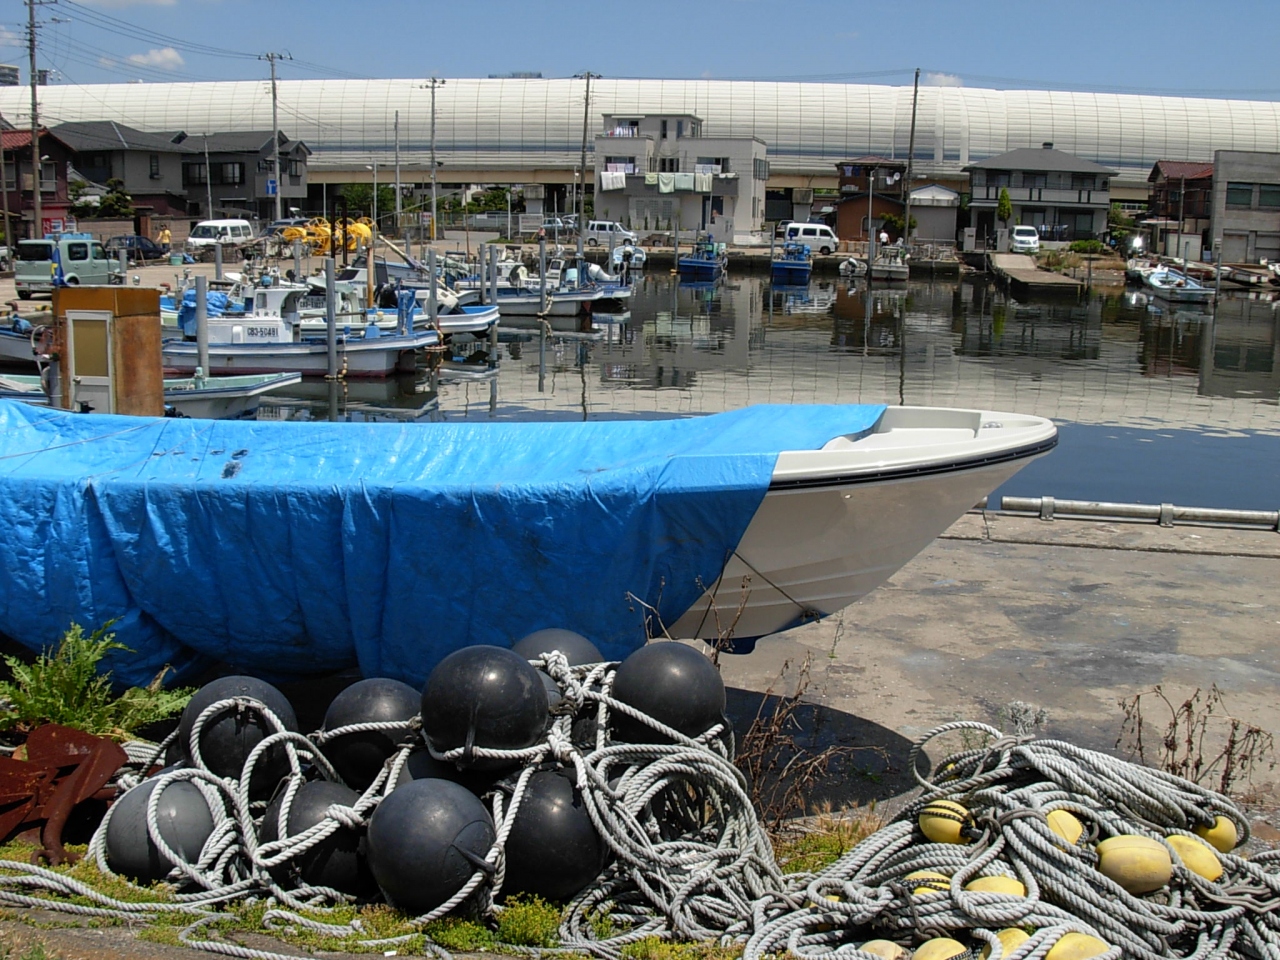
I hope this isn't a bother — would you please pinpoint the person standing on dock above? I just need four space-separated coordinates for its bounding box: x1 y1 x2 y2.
157 225 172 255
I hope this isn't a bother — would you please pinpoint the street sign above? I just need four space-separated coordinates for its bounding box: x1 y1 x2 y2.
266 178 278 197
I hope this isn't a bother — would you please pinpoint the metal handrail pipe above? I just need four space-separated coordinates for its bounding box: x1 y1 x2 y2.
996 496 1279 530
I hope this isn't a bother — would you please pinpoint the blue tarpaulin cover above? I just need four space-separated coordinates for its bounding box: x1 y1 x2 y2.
0 400 885 687
177 289 237 336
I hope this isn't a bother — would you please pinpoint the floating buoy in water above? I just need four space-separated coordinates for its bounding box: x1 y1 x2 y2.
499 768 606 901
609 642 725 743
178 676 298 798
862 941 909 960
913 937 968 960
1046 809 1084 845
964 875 1026 896
512 628 603 665
320 678 420 791
366 778 495 915
105 777 215 884
1044 933 1109 960
260 780 373 896
1166 834 1224 882
919 799 974 844
980 928 1030 960
1194 815 1238 853
1096 834 1172 894
420 646 548 770
904 869 951 895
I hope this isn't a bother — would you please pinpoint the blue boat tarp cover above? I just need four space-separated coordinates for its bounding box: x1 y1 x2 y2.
0 400 885 687
177 289 237 336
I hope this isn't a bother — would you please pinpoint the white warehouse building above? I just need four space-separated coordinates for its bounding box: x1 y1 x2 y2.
3 77 1278 205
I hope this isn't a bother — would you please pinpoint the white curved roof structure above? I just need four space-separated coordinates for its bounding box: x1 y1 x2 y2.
4 78 1278 182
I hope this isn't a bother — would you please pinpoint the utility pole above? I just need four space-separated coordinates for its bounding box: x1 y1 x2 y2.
260 51 291 222
28 0 42 238
576 72 597 235
202 134 213 217
902 67 921 251
423 77 445 242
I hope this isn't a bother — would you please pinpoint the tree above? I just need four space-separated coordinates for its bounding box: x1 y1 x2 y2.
340 183 397 225
96 179 135 219
880 213 917 237
996 187 1013 227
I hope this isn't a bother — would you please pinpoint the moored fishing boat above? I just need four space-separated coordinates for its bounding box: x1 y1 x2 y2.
0 401 1054 686
0 370 302 419
771 241 813 285
1145 267 1212 303
677 240 727 281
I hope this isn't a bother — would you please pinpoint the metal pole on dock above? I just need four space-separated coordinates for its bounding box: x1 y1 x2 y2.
672 213 679 273
118 248 128 284
214 243 223 281
538 236 547 393
490 244 498 306
478 244 487 305
292 240 301 281
428 248 438 326
195 274 209 379
324 257 337 380
1213 236 1223 306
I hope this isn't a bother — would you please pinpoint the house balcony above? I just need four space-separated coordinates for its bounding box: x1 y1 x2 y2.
970 185 1109 207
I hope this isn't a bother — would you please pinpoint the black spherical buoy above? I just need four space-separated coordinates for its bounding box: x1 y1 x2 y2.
105 776 215 884
610 643 726 743
320 678 420 791
420 646 548 771
393 749 497 797
366 778 495 915
501 768 606 902
260 780 373 896
512 629 603 666
178 676 299 798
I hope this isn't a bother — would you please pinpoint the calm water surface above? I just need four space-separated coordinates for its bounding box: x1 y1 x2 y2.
262 275 1280 511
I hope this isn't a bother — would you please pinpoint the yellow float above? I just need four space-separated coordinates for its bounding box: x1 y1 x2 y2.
919 799 974 844
1166 834 1224 882
904 870 952 896
1096 835 1172 894
1044 933 1109 960
1046 810 1084 845
862 940 909 960
1194 816 1238 853
964 876 1026 896
979 928 1030 960
913 938 968 960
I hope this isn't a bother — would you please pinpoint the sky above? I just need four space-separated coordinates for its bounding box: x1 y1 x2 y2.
2 0 1279 100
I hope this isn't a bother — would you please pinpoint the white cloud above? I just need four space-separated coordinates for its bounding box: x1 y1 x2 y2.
925 72 964 87
0 26 20 47
80 0 178 7
125 47 185 70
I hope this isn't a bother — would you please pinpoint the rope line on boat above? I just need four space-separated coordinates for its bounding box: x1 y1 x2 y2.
2 684 1279 960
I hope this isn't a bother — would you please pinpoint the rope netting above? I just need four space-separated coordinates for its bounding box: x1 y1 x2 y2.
0 667 1277 960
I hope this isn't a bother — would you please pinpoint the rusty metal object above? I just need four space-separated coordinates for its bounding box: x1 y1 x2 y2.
0 724 128 866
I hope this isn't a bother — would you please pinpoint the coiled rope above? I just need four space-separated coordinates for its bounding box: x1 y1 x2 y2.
0 690 1276 960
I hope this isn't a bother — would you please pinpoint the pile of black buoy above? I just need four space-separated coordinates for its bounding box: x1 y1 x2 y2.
96 630 730 924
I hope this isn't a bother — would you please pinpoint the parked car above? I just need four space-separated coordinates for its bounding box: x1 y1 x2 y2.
783 222 838 255
104 234 167 263
260 217 311 240
1011 225 1041 254
541 218 573 236
14 235 123 298
774 219 793 240
582 220 637 247
184 219 256 261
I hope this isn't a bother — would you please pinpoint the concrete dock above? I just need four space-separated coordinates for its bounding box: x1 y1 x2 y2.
988 252 1083 297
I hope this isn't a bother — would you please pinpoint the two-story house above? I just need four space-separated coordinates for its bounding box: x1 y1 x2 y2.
832 157 907 241
594 113 767 241
1210 151 1280 264
965 143 1114 242
171 130 311 221
51 120 198 219
1147 160 1213 258
1 127 75 239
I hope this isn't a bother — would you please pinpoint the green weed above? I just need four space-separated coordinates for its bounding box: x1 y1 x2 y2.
496 895 561 947
0 622 193 740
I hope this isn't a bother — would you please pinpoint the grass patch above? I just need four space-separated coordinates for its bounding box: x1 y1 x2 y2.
621 935 742 960
774 806 883 875
496 895 561 947
422 916 496 952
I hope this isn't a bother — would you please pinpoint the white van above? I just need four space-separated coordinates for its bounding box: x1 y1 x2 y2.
1010 225 1041 254
582 220 637 247
783 223 837 255
185 219 256 260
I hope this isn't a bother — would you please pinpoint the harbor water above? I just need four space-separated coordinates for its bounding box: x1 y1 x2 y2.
261 275 1280 512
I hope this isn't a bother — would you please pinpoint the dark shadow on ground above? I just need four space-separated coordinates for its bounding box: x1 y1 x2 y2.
725 686 925 813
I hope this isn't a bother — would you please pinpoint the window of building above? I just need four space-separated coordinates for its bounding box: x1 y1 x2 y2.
604 155 637 174
219 162 244 185
1259 184 1280 209
39 162 55 193
286 158 303 177
1026 173 1047 189
1226 182 1254 207
257 159 274 173
183 162 207 186
1071 174 1095 190
989 172 1010 188
658 157 680 173
753 158 769 181
676 120 684 139
2 161 13 190
149 154 161 179
660 120 668 139
696 156 729 174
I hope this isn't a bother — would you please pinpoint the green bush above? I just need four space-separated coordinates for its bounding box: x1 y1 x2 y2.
496 895 562 947
1068 239 1106 254
0 622 193 739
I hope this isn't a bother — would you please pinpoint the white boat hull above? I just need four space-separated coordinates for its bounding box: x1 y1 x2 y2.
162 330 438 378
669 406 1056 642
162 372 303 419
